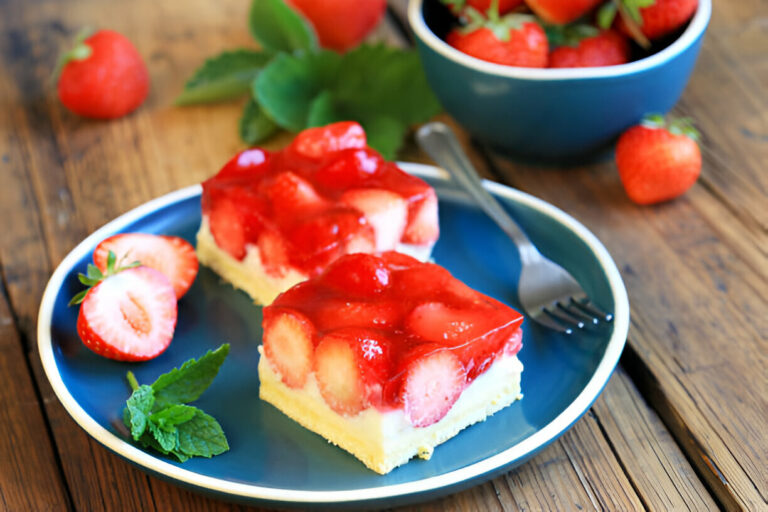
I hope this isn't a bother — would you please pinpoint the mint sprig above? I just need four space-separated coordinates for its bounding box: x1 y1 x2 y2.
122 344 231 462
177 0 441 159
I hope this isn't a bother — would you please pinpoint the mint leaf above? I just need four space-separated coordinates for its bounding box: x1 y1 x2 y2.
124 385 155 440
176 49 272 105
176 408 229 458
151 344 230 408
306 90 341 127
249 0 317 53
255 50 342 132
333 45 442 128
150 404 197 431
240 97 279 144
148 421 178 452
359 116 408 161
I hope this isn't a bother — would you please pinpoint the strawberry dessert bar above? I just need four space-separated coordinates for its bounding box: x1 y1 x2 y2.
197 122 439 305
259 252 524 474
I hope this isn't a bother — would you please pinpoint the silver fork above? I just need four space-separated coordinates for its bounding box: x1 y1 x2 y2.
416 122 613 334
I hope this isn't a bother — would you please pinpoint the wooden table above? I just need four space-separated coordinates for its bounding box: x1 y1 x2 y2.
1 0 765 510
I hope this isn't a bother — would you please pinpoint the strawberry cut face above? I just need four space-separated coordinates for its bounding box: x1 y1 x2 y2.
263 252 524 425
76 266 177 361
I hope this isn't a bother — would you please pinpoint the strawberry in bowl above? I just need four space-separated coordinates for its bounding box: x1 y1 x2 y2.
410 0 710 161
259 252 524 474
196 121 440 305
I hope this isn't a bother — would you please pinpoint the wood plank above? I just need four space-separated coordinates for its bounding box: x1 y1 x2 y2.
0 282 71 510
592 367 717 510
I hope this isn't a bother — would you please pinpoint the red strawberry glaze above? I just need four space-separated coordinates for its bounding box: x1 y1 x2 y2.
201 122 438 277
264 252 523 418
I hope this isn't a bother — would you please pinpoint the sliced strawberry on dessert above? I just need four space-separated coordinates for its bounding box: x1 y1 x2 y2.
263 307 317 388
257 228 291 277
72 262 177 361
93 233 199 299
405 302 492 346
314 327 392 414
548 27 630 68
313 298 402 332
341 189 408 251
263 171 327 216
216 148 270 181
399 345 467 427
402 190 440 245
290 121 367 160
322 253 392 297
314 148 383 191
524 0 602 25
446 11 548 67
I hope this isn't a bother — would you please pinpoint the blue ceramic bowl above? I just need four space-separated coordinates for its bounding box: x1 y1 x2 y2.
409 0 711 162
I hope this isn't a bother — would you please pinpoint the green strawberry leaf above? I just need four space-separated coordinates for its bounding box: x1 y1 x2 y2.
597 3 618 30
176 408 229 458
545 23 600 48
249 0 317 53
240 97 279 144
176 49 273 105
255 50 342 132
124 385 155 440
151 344 230 409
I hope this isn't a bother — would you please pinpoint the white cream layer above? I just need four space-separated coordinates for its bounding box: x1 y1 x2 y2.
196 216 434 305
258 347 523 474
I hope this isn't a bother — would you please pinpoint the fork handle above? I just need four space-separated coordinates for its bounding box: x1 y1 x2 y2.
416 122 540 264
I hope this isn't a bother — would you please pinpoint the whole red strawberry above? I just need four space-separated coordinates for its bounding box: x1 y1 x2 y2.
549 28 630 68
447 12 548 67
56 29 149 119
616 115 701 205
608 0 698 42
286 0 387 52
524 0 603 25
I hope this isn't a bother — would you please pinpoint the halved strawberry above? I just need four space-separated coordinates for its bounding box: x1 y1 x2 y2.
402 190 439 245
263 171 326 215
290 121 366 160
257 228 291 277
399 345 466 427
207 193 247 260
504 327 523 356
322 253 392 297
76 266 177 361
263 307 316 388
314 148 383 191
93 233 199 298
314 327 392 415
313 298 401 332
341 188 408 251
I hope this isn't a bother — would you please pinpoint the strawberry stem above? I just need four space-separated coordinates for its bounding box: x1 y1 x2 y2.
126 371 140 391
51 27 95 84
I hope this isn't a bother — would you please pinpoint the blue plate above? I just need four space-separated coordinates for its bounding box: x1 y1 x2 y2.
38 163 629 509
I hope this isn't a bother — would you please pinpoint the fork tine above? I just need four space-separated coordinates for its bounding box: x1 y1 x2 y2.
532 311 573 335
572 299 613 322
559 301 598 325
545 307 585 330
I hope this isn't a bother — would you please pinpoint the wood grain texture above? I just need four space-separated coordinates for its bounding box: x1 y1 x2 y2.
0 0 746 510
0 284 71 511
